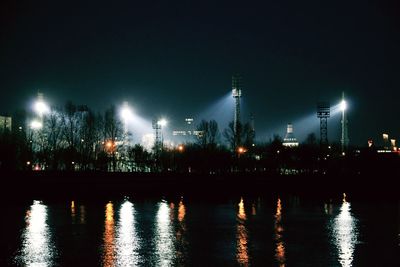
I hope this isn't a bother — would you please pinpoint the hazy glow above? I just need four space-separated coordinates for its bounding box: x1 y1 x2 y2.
331 196 358 267
236 197 249 265
158 119 167 127
120 104 134 122
18 200 55 266
340 100 347 111
103 202 116 267
116 200 141 266
197 92 234 131
30 120 43 130
34 100 49 116
155 200 174 266
274 198 286 267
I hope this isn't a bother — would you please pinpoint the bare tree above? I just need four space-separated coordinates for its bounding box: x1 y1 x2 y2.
45 106 63 170
61 101 80 170
104 105 123 171
223 121 254 150
196 119 220 149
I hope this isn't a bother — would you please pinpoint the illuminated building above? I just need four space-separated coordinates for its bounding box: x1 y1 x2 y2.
282 123 299 147
382 133 389 149
390 139 396 151
0 115 12 133
172 117 202 142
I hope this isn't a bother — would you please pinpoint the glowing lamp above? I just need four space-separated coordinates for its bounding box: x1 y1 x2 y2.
158 119 167 127
120 105 133 121
30 120 43 130
232 88 242 98
340 100 347 111
34 100 49 116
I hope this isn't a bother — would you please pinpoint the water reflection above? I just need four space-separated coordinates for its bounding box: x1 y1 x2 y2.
80 205 86 224
274 198 286 267
155 200 174 266
331 193 358 267
178 198 186 222
71 201 76 223
116 200 140 266
251 203 257 216
176 198 188 265
103 202 115 267
18 200 55 266
236 197 249 265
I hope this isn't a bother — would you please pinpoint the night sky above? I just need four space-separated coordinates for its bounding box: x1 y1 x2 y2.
1 0 399 145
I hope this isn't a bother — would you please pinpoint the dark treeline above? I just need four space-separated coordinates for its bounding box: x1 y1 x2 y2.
1 101 399 177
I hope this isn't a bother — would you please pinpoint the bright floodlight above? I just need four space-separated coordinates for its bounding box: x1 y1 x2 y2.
158 119 167 127
34 100 49 116
340 100 347 111
30 120 43 130
120 105 133 121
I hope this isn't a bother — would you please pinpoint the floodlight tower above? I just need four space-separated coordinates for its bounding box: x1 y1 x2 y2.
317 102 330 147
232 74 242 148
152 119 162 153
152 118 167 153
340 92 349 154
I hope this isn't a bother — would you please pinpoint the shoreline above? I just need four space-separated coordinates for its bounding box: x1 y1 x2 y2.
1 171 398 199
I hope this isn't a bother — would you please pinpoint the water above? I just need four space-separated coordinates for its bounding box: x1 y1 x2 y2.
1 194 398 266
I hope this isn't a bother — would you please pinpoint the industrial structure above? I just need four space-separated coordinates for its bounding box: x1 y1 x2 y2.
282 123 299 147
152 118 167 154
340 92 349 153
317 102 330 147
232 74 242 148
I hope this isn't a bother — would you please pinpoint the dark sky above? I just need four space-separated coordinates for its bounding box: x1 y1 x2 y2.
1 0 399 145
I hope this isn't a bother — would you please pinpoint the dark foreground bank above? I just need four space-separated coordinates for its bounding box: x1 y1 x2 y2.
0 171 398 199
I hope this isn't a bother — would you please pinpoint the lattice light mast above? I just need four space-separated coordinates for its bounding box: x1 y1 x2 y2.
152 118 167 154
340 92 349 154
317 102 330 147
232 74 242 148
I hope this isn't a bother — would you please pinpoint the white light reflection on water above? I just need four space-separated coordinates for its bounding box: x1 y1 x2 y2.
155 200 175 267
331 194 358 267
17 200 55 266
115 200 141 266
236 197 249 266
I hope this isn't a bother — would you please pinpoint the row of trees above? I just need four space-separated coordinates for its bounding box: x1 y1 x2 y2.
1 100 386 174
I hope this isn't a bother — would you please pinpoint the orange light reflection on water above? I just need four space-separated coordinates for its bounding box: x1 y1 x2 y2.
236 197 249 265
274 198 286 267
103 202 115 267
